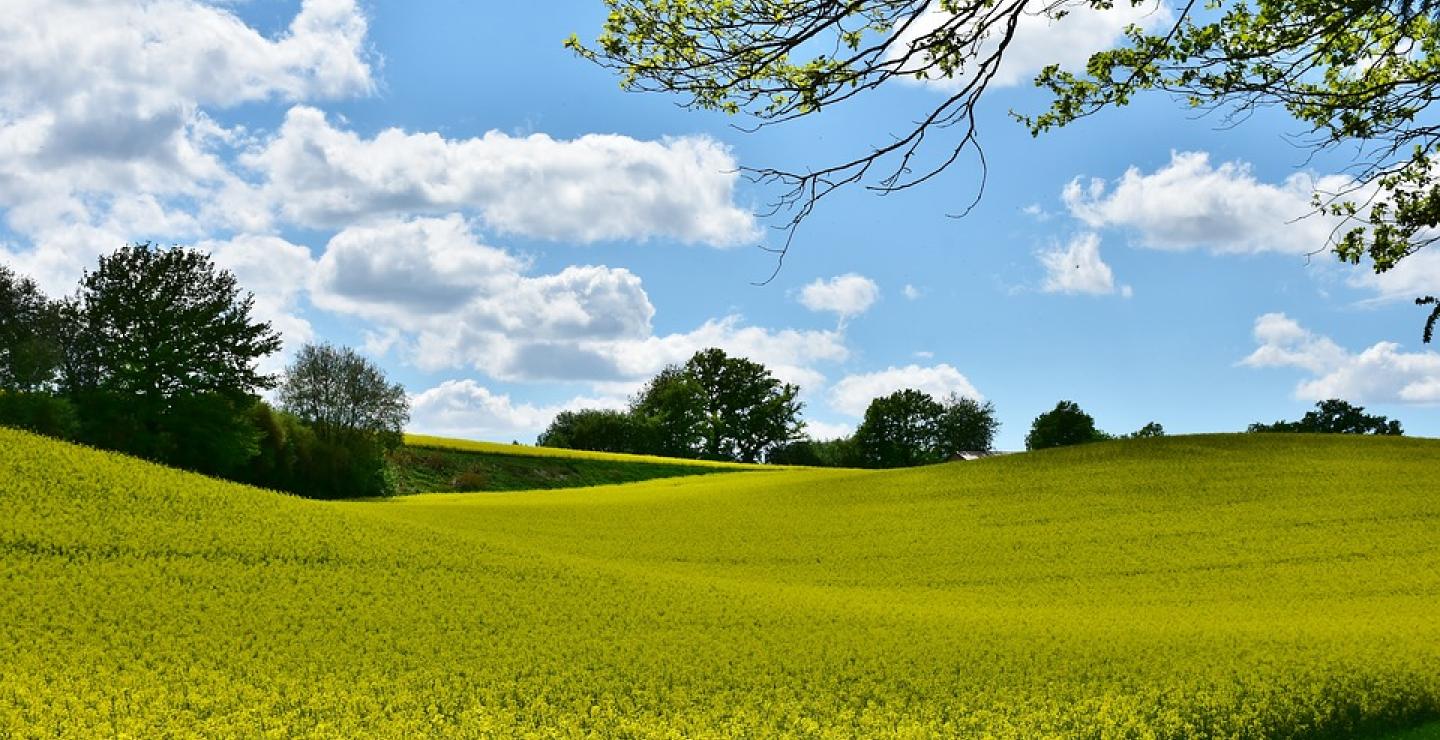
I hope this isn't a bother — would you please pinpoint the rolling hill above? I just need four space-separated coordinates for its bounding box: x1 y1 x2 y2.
2 427 1438 737
389 434 764 494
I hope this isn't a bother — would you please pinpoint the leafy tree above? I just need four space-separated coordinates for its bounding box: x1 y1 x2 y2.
0 391 77 439
574 1 1440 336
852 390 999 467
936 394 1000 454
629 349 803 462
279 343 409 445
854 389 945 468
1026 400 1106 451
278 343 409 498
63 243 281 471
537 408 657 454
1249 399 1402 436
679 348 804 462
0 264 62 391
629 365 705 457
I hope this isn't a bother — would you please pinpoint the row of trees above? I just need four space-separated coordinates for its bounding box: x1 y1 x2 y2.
540 360 1409 467
0 245 408 498
540 356 1002 468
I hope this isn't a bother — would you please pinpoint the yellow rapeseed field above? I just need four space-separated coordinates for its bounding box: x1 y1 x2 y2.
2 427 1438 737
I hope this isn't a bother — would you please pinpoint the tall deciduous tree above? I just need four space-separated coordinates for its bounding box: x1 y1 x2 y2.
279 343 409 445
630 349 803 462
278 343 410 499
854 389 945 468
574 0 1439 336
629 365 705 458
854 390 999 467
683 348 804 462
65 243 281 471
936 393 1000 454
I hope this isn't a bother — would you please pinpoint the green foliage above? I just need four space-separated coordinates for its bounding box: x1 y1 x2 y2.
537 408 657 454
4 427 1440 735
1025 400 1107 450
854 388 946 468
0 391 77 439
279 343 408 446
389 441 745 494
275 343 409 498
855 391 1001 467
628 365 704 458
0 264 62 391
1249 399 1404 436
62 243 281 468
553 348 803 463
1126 421 1166 439
766 436 861 467
677 348 804 462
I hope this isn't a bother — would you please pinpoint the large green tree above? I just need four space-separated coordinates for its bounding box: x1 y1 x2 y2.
631 348 803 462
277 343 411 498
64 243 282 472
1025 400 1107 451
574 0 1440 336
684 348 805 462
629 365 705 457
854 389 946 468
854 390 999 467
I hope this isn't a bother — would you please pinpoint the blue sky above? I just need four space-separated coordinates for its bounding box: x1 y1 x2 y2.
1 0 1436 448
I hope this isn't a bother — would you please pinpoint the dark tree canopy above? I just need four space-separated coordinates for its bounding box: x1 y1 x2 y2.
1248 399 1403 436
629 365 706 458
59 243 281 471
854 390 999 468
681 348 804 462
575 0 1440 335
279 343 409 445
1025 400 1106 451
0 264 61 391
854 389 947 468
67 243 281 401
548 348 803 463
936 393 1000 454
538 408 657 454
1126 421 1166 439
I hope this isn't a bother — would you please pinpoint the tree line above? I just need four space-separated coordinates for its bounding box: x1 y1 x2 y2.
0 244 408 498
541 362 1408 467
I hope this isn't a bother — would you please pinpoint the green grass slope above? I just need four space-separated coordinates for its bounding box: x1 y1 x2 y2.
391 434 763 494
3 428 1438 737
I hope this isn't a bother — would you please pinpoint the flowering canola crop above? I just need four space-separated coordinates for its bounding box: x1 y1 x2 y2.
2 428 1438 737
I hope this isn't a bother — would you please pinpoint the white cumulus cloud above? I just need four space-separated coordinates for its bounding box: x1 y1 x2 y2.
243 106 759 246
1240 313 1440 403
1063 151 1351 255
797 273 880 322
409 380 627 443
829 364 983 417
1038 232 1129 296
0 0 374 292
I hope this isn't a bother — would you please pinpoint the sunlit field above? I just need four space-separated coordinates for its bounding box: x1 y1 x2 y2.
3 427 1438 737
